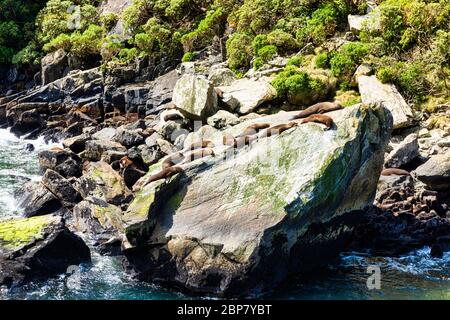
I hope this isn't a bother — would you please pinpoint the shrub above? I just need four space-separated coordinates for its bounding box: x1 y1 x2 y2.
272 65 325 100
182 52 194 62
287 56 303 67
252 34 268 55
226 32 253 71
118 47 138 63
315 52 330 69
100 13 119 32
266 29 298 54
329 42 369 77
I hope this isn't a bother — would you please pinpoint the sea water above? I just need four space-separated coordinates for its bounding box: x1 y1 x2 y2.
0 129 448 300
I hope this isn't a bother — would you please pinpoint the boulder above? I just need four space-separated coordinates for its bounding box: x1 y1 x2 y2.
138 145 164 166
62 133 91 153
85 140 127 161
10 109 46 136
348 9 381 33
78 161 132 205
42 169 80 205
73 197 124 235
208 68 237 86
41 49 69 85
15 181 62 218
385 134 419 168
218 78 277 114
92 127 117 140
113 127 144 147
183 125 219 150
38 148 82 178
146 70 180 112
172 74 218 120
207 110 241 129
122 104 392 296
0 214 90 287
414 152 450 191
358 75 413 129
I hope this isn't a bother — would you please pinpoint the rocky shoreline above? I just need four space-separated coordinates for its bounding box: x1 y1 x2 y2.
1 33 449 298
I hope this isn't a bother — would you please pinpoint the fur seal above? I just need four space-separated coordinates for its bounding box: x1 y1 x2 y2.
259 122 298 138
215 87 224 98
300 114 334 130
163 112 184 122
147 166 183 184
185 148 215 162
292 102 343 120
237 123 271 137
162 152 185 169
119 156 134 169
186 140 215 151
381 168 411 176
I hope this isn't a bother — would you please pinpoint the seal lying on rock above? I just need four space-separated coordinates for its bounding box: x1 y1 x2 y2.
186 140 215 151
259 122 298 138
381 168 411 176
299 114 334 130
163 112 184 122
291 102 343 120
147 166 184 184
162 152 185 169
237 122 271 138
184 148 215 163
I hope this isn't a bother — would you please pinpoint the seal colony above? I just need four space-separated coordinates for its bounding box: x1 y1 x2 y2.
145 101 340 185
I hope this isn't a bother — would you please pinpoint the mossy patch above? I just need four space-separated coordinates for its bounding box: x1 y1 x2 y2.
0 215 54 250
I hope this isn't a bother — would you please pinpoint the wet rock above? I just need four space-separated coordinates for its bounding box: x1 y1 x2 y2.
10 109 46 137
77 161 132 205
385 134 419 168
430 244 444 258
172 74 218 120
24 143 35 152
0 214 90 287
14 181 62 218
38 148 82 178
42 169 80 205
84 140 127 161
415 151 450 191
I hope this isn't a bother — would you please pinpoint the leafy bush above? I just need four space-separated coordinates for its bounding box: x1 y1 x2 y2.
272 65 325 100
329 42 369 77
182 52 194 62
226 32 253 71
315 52 330 69
266 29 298 54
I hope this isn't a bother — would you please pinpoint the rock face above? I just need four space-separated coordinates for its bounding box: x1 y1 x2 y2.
78 161 132 205
415 151 450 191
218 78 277 114
15 181 62 217
358 75 413 129
0 215 90 287
172 74 218 120
41 49 68 85
123 104 392 296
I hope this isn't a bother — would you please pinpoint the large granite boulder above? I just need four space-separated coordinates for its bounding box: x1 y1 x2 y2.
218 78 277 114
358 75 413 129
122 104 392 296
15 181 62 218
414 151 450 191
0 215 90 287
172 74 218 120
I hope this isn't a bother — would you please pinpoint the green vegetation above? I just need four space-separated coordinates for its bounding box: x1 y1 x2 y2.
0 215 52 250
1 0 448 111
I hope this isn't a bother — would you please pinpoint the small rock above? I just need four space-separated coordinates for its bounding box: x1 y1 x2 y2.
385 134 419 168
415 151 450 191
42 169 80 205
85 140 127 161
207 110 241 129
92 127 117 140
113 127 144 147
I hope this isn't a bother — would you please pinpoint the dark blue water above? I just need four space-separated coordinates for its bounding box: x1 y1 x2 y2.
1 129 449 300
